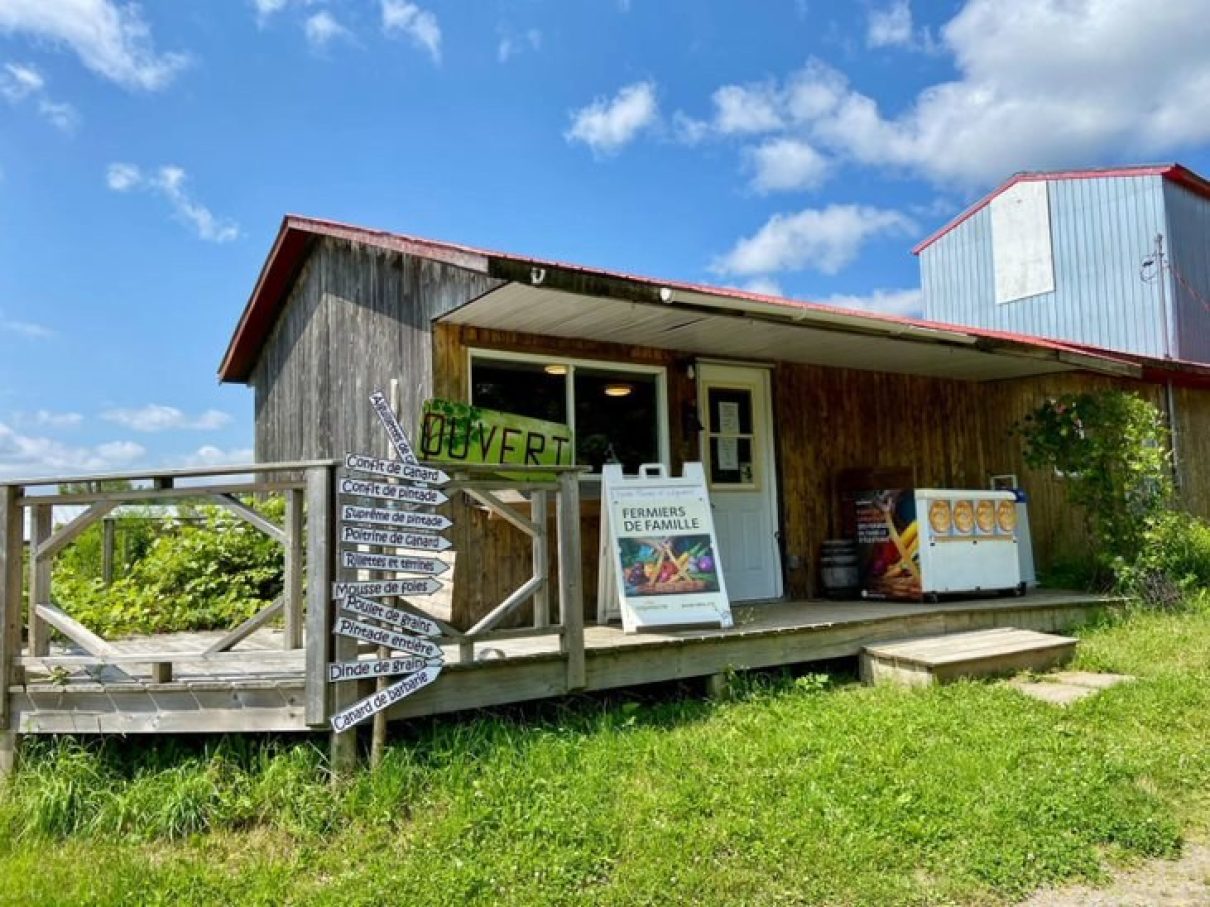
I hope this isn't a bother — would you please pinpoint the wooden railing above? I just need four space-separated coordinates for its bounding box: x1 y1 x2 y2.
0 460 587 736
316 462 586 730
0 462 323 709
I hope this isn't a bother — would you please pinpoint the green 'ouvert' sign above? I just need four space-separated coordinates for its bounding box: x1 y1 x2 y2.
418 399 574 469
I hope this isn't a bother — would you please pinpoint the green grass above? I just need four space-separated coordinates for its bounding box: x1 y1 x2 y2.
2 599 1209 906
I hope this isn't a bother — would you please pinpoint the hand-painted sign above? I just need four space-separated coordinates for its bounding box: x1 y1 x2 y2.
333 616 445 658
345 452 449 486
338 476 449 506
369 390 420 465
330 665 442 733
339 593 443 637
419 399 573 469
340 524 453 552
328 655 433 683
600 463 733 633
341 550 450 575
332 578 443 599
340 504 452 532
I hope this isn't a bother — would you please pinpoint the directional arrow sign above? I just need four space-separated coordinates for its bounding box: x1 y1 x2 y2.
339 476 448 507
330 665 442 733
339 593 443 637
341 524 453 552
344 452 449 486
341 504 453 533
369 391 420 465
333 616 444 659
328 655 435 683
332 578 444 599
341 550 450 575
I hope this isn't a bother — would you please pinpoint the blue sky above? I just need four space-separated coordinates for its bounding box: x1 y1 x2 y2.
3 0 1210 477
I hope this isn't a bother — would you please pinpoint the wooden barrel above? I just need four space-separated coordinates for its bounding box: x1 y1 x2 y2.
820 540 859 599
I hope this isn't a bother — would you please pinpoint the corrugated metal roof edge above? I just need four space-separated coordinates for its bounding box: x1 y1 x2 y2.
911 163 1210 255
218 214 1209 386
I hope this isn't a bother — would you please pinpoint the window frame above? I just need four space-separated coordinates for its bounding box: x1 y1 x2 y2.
466 347 670 478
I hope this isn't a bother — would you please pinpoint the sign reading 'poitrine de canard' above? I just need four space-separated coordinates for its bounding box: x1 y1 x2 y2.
419 399 573 469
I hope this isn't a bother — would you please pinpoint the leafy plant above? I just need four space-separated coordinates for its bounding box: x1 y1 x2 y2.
52 497 285 637
1017 391 1172 568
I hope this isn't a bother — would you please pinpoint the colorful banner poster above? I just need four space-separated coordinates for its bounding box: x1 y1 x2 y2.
855 489 922 601
600 463 733 633
418 399 573 470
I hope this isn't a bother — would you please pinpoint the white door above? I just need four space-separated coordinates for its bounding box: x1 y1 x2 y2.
697 362 782 602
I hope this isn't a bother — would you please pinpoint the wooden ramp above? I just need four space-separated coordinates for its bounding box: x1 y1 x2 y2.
860 628 1078 687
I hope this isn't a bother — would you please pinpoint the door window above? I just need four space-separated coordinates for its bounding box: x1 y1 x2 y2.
705 386 757 488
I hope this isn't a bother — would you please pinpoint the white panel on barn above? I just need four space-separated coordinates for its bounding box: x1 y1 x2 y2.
991 181 1056 304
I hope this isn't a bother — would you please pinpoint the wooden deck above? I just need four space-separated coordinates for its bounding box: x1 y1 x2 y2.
10 591 1117 735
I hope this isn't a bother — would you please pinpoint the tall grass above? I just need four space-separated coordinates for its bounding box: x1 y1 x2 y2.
1 600 1208 905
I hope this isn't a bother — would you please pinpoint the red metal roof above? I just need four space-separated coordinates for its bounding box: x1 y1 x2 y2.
912 163 1210 256
219 214 1210 386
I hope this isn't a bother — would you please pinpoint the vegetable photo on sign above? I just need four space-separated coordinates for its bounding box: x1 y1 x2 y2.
618 535 720 596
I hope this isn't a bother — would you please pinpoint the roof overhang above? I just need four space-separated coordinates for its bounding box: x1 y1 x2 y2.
440 282 1140 383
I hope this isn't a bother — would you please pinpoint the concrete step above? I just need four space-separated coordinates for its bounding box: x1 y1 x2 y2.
860 627 1078 687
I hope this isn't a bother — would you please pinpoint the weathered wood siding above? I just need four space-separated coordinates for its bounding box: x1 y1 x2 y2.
251 237 503 462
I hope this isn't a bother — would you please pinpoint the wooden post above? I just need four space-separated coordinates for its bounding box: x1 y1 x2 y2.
304 466 333 728
101 517 115 586
283 487 304 650
0 486 24 733
531 490 549 628
326 465 360 776
28 505 52 657
0 731 18 779
557 471 585 691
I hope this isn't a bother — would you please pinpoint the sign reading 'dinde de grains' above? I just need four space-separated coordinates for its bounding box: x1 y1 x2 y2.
419 399 573 469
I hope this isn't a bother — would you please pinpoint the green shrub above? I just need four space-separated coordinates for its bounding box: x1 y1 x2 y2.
52 498 285 637
1117 509 1210 607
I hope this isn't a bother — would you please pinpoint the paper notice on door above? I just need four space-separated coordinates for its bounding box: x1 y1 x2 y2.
718 401 741 435
718 437 739 471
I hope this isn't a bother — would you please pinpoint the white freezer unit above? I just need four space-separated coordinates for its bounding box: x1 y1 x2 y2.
916 488 1023 598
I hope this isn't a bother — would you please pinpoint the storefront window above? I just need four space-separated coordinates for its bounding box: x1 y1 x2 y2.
470 352 666 475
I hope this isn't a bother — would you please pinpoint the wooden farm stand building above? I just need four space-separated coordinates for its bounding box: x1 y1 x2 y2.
5 214 1210 764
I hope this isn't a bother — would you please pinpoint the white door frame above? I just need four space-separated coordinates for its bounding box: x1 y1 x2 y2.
696 361 783 601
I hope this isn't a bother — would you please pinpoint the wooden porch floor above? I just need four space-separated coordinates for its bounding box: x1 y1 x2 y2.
11 590 1118 735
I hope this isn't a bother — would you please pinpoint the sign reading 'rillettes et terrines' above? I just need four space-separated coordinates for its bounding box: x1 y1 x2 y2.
418 399 573 469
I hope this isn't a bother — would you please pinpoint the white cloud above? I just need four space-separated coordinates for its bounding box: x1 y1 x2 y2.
566 81 658 156
712 83 783 135
105 163 240 243
819 288 923 317
0 61 42 100
102 404 232 433
498 27 541 63
252 0 290 20
1 62 79 133
0 314 54 339
867 1 913 48
15 410 84 428
713 204 915 277
179 445 255 468
0 0 188 91
773 1 1210 187
304 11 350 49
381 1 441 63
747 137 829 193
0 422 145 479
